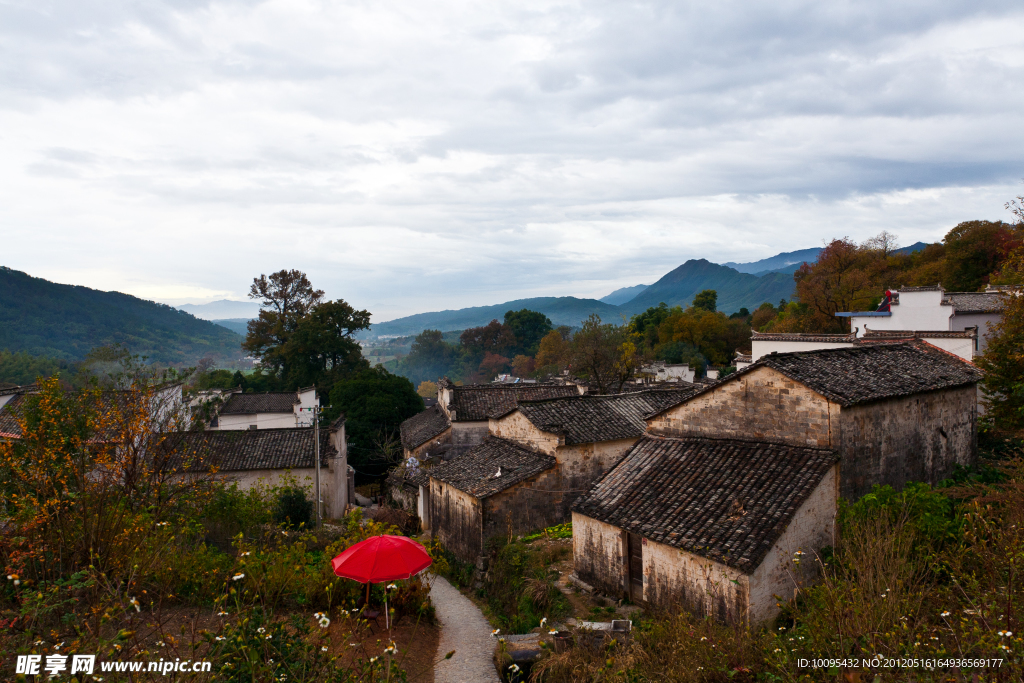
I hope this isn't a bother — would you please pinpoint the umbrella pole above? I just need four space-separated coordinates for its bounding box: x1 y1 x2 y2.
366 582 370 609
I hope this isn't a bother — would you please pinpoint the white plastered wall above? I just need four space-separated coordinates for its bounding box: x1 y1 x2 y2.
852 289 952 336
751 340 854 362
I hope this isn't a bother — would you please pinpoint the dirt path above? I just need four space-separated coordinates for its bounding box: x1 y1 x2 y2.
429 576 501 683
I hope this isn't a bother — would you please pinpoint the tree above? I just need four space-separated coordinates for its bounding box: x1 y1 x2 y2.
459 320 516 356
243 270 325 380
511 354 536 377
397 330 459 385
325 367 423 474
567 315 640 394
503 309 553 356
792 238 875 332
285 299 371 387
535 330 568 372
692 289 718 313
977 245 1024 430
942 221 1021 292
862 230 900 257
478 352 511 379
417 380 438 398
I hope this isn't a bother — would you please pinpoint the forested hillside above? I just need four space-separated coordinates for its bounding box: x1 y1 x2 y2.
0 267 244 364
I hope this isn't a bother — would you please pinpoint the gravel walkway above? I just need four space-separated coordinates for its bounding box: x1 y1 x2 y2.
430 576 501 683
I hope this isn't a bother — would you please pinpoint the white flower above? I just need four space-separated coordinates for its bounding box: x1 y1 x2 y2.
509 664 521 672
321 646 328 652
232 573 245 581
265 635 272 640
217 611 229 616
778 627 785 631
384 643 397 655
540 617 547 627
941 611 951 617
215 636 226 641
268 658 274 663
774 648 781 653
128 597 140 612
241 551 251 556
156 641 165 647
314 612 324 619
6 575 12 580
370 656 378 663
387 583 397 590
549 629 558 635
318 617 331 628
13 580 19 586
700 637 707 641
257 627 266 634
492 629 501 637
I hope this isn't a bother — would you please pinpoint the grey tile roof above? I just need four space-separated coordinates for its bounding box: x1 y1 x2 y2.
572 435 838 573
387 466 430 489
751 331 857 343
429 436 556 498
161 428 335 472
860 329 976 340
0 384 37 396
943 292 1008 314
219 392 298 415
399 404 451 450
448 384 579 422
514 389 700 445
657 341 982 412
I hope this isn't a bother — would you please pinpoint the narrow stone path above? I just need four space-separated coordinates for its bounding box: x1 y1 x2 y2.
429 576 501 683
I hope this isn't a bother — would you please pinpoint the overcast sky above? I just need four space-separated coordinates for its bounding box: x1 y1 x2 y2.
2 0 1023 321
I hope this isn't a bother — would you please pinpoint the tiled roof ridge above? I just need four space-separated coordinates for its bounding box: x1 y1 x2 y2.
640 430 836 453
860 329 977 339
751 330 856 340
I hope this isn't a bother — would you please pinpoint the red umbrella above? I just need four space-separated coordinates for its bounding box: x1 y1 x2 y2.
332 534 432 583
332 535 432 630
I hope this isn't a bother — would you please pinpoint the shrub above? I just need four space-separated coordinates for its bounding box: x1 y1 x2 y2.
274 486 314 529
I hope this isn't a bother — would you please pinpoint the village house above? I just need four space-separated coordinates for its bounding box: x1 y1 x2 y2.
837 285 1012 353
163 416 351 518
428 388 697 562
571 435 838 625
639 361 695 383
209 386 319 430
740 328 978 367
436 378 581 456
649 341 982 502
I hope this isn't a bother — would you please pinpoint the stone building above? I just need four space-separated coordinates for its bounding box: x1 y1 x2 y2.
435 378 580 457
209 386 319 430
164 420 351 518
648 341 982 502
428 436 558 562
426 389 697 561
572 435 838 625
487 388 696 517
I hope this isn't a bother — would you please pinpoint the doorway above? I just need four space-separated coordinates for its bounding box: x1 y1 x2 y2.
627 533 643 603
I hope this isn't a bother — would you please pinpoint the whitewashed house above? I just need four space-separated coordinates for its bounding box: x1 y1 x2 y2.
210 387 319 430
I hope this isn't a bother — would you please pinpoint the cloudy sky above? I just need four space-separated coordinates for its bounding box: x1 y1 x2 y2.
2 0 1023 321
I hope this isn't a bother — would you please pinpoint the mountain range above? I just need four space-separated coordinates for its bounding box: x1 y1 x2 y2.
0 267 244 364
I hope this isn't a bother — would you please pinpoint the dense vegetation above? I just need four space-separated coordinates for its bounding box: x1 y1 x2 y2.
0 266 244 364
0 375 433 681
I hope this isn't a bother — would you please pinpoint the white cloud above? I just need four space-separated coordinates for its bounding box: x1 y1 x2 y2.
0 0 1022 320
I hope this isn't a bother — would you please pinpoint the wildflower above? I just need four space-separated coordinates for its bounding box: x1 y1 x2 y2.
384 643 398 655
257 627 266 634
265 635 272 640
322 646 329 652
492 629 501 637
217 611 229 617
268 659 274 663
241 551 251 556
156 641 165 647
370 657 378 663
778 627 785 631
774 648 781 653
387 583 397 590
318 617 331 628
509 664 521 672
350 643 359 647
540 617 548 627
700 637 707 641
215 637 226 641
549 629 558 635
232 573 245 581
941 611 951 617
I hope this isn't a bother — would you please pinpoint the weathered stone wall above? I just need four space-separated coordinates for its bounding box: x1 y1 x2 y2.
749 464 838 624
647 366 836 448
450 421 489 456
429 479 483 562
572 513 626 595
389 482 418 511
643 538 750 624
405 426 452 461
555 438 637 515
488 412 561 454
836 385 977 501
482 468 563 551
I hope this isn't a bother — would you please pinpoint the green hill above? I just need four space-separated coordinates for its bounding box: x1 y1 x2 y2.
0 266 244 364
620 259 796 314
366 296 624 337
